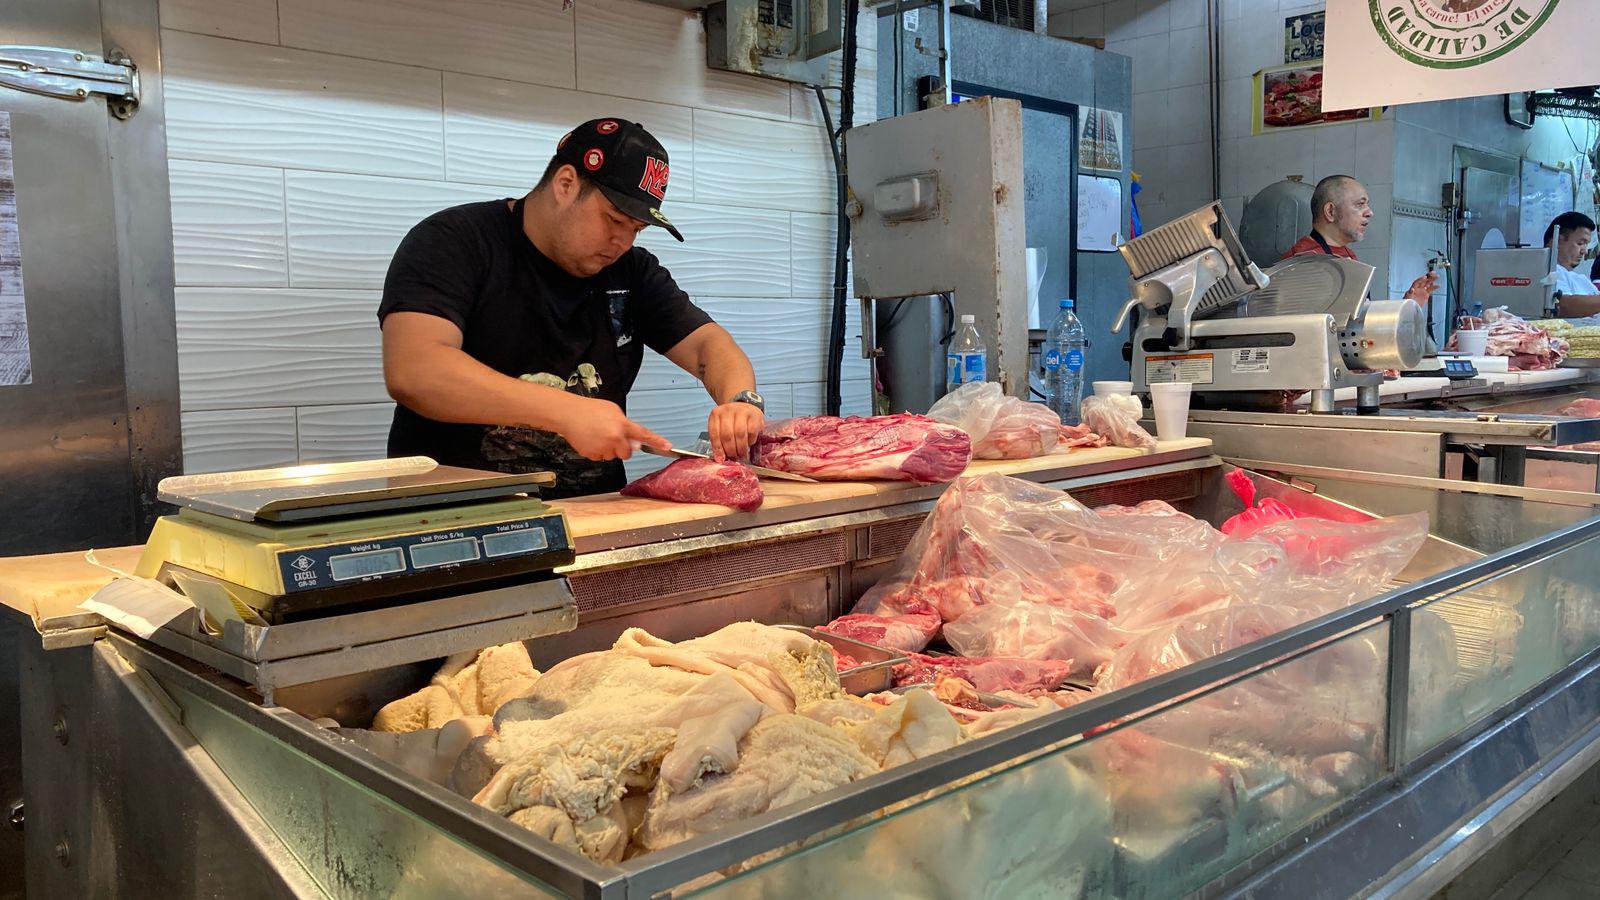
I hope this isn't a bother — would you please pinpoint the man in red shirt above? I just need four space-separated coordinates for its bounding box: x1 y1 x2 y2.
1285 174 1438 302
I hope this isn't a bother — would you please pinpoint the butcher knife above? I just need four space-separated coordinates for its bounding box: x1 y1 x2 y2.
637 444 817 482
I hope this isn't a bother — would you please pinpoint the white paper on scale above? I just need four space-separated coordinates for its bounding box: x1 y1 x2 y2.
1322 0 1587 110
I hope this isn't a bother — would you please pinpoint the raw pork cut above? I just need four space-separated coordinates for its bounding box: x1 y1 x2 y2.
754 414 972 482
820 599 942 653
1060 422 1110 448
927 382 1061 459
1559 398 1600 417
892 652 1074 694
621 458 763 511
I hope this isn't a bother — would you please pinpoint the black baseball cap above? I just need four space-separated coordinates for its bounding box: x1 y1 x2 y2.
553 118 683 241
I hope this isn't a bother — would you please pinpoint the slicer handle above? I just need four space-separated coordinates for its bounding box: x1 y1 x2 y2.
1112 295 1143 333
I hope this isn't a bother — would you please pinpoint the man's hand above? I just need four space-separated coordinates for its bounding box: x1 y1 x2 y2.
563 398 668 462
1404 272 1440 302
707 402 765 461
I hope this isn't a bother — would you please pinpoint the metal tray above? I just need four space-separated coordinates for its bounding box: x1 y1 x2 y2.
777 624 907 695
1559 357 1600 368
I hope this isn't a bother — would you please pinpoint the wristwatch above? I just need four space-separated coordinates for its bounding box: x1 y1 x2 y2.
729 389 765 412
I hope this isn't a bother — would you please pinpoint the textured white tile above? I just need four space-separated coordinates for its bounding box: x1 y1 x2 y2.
790 212 838 298
1127 33 1171 95
575 0 790 121
634 296 831 391
168 160 288 286
181 407 299 474
1363 182 1394 249
285 171 511 288
1169 0 1206 30
296 402 395 462
176 288 386 410
1312 124 1358 184
1221 76 1253 140
634 200 791 298
162 30 445 179
1168 85 1212 152
1169 26 1209 89
624 386 718 449
1131 91 1169 151
1104 0 1138 40
278 0 574 87
1353 119 1396 191
693 110 833 214
791 379 873 417
159 0 279 43
443 73 694 192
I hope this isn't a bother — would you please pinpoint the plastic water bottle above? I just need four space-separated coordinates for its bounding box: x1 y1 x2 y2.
946 314 987 390
1044 298 1086 425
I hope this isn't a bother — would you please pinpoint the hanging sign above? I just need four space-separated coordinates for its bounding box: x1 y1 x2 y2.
1285 11 1326 63
1323 0 1587 111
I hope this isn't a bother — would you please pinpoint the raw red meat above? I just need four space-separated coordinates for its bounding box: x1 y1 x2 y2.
1219 467 1307 539
927 382 1061 459
832 651 860 671
892 653 1074 694
1558 398 1600 418
619 458 763 511
1448 310 1568 370
820 602 942 653
754 414 972 482
1060 423 1110 448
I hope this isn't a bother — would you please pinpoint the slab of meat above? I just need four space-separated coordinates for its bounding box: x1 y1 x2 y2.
1558 398 1600 418
620 458 763 511
754 414 972 482
892 652 1073 694
1060 422 1110 448
927 382 1061 459
821 602 942 653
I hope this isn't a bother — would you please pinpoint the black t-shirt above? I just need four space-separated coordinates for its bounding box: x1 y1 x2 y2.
377 198 711 498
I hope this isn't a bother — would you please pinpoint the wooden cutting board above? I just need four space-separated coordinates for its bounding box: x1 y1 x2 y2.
0 545 143 627
552 438 1212 542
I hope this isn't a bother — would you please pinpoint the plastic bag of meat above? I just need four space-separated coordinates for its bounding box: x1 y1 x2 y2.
820 598 942 653
620 458 763 511
754 414 972 482
927 382 1061 459
892 652 1075 694
1079 394 1157 450
1218 467 1307 539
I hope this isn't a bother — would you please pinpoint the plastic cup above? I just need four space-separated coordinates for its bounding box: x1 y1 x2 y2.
1455 329 1489 357
1093 380 1134 398
1149 382 1193 442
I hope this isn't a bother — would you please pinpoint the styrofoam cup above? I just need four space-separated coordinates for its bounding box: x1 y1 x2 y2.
1455 329 1489 356
1149 382 1193 442
1093 380 1134 398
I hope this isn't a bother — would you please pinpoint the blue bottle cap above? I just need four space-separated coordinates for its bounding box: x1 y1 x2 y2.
1059 298 1074 309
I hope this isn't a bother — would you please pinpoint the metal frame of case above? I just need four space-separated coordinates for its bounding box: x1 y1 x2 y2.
34 461 1598 900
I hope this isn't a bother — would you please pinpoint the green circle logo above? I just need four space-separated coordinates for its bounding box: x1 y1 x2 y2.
1370 0 1560 69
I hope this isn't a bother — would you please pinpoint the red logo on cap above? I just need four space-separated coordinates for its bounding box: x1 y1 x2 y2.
639 157 669 201
558 130 572 149
596 120 620 134
584 148 605 171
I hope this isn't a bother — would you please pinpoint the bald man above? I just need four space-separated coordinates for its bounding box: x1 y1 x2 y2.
1286 174 1438 302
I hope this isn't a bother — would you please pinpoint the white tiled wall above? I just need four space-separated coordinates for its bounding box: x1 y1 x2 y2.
161 0 876 476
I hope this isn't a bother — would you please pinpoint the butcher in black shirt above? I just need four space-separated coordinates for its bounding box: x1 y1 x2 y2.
378 118 766 498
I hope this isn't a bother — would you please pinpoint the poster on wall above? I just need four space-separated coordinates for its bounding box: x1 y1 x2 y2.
1285 11 1326 63
0 111 31 387
1324 0 1591 110
1077 108 1124 173
1076 174 1122 252
1253 63 1383 133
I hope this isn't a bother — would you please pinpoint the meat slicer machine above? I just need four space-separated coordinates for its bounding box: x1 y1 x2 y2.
1112 204 1600 485
1113 202 1426 414
128 457 579 702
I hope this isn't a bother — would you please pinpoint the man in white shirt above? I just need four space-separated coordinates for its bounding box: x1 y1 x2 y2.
1544 212 1599 317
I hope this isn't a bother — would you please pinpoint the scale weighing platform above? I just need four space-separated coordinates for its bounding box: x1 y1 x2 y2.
129 458 581 702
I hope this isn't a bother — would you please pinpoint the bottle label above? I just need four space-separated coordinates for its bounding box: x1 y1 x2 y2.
948 352 984 384
1065 349 1084 372
1043 348 1062 371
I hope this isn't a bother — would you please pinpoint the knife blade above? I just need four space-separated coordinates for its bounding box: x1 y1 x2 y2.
637 444 817 483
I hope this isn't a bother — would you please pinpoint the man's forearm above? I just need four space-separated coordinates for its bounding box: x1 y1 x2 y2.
1560 295 1600 318
675 325 756 402
385 341 582 431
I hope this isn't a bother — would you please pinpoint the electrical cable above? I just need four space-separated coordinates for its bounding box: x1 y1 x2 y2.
821 0 860 416
1207 0 1221 200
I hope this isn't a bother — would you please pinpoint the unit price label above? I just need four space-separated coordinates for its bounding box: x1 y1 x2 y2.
1144 352 1214 385
1231 348 1271 374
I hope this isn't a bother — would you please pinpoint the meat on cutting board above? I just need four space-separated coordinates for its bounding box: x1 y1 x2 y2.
620 457 763 511
754 414 972 482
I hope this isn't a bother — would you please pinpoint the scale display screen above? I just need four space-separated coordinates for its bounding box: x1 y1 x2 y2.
483 528 548 557
328 548 406 581
409 537 480 569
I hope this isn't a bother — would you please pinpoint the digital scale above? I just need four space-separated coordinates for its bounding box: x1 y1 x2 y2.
136 457 575 624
